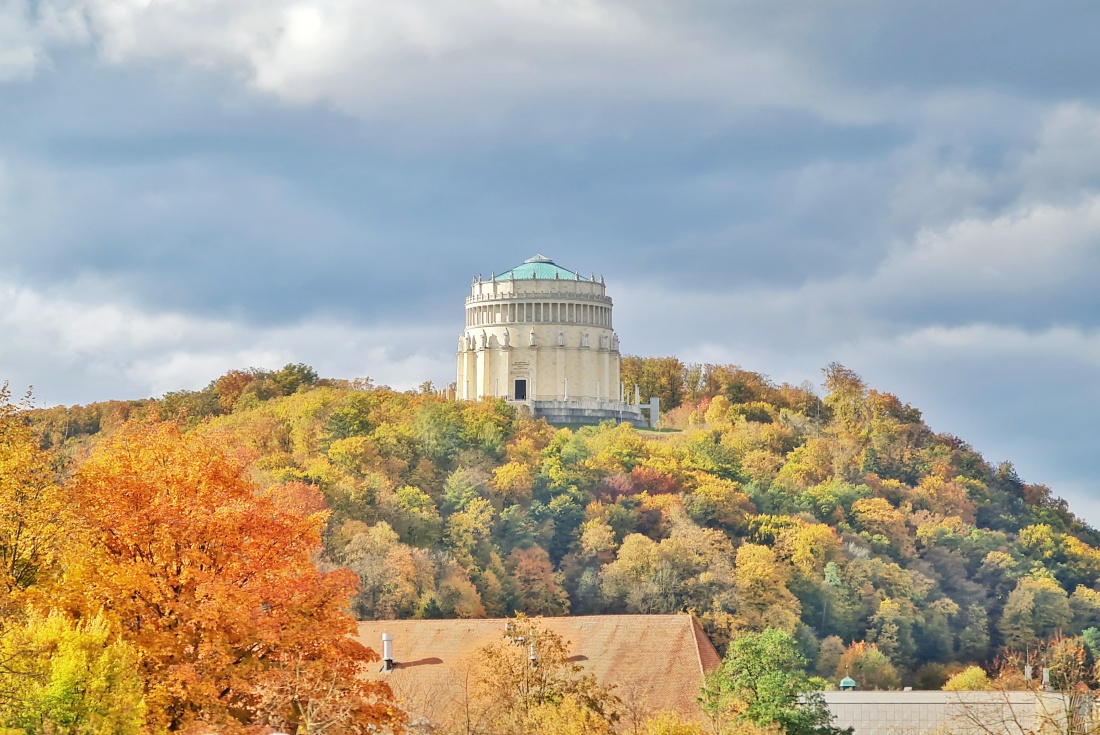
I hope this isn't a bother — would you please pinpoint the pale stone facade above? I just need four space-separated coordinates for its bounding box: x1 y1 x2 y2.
456 255 644 426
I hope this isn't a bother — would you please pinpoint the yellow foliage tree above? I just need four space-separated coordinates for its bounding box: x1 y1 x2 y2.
688 477 755 528
641 710 708 735
0 385 66 601
851 497 914 557
943 666 990 691
491 461 535 502
734 544 801 633
0 610 146 734
472 615 618 735
913 475 976 523
524 695 615 735
775 523 842 576
643 710 773 735
705 396 733 426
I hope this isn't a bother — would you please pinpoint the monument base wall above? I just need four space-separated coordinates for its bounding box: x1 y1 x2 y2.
512 399 647 428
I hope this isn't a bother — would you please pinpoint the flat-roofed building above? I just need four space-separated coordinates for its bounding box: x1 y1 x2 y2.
822 690 1082 735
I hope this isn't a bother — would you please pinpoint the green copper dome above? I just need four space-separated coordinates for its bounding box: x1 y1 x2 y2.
840 676 857 690
494 254 590 281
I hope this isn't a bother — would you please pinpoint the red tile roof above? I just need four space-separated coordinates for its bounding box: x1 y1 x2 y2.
356 614 721 724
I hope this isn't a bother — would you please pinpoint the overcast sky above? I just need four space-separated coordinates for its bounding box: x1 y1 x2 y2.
2 1 1100 521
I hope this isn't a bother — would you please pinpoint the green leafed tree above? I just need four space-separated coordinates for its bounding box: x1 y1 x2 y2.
999 572 1072 650
272 362 319 395
701 628 844 735
620 356 687 410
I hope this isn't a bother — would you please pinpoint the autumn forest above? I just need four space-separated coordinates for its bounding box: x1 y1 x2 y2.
3 358 1100 733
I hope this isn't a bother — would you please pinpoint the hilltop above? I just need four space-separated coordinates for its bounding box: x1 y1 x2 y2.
26 358 1100 689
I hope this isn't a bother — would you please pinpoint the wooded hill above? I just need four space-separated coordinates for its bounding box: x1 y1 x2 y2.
27 358 1100 690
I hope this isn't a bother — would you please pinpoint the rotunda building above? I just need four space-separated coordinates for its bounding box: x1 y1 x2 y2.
457 255 644 426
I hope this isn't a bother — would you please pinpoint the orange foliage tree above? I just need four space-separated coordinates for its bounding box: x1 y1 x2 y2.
212 369 258 412
63 419 403 733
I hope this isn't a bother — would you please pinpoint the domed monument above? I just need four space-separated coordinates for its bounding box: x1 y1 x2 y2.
457 255 645 426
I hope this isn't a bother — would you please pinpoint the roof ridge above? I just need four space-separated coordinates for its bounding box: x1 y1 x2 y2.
690 615 723 677
360 613 690 622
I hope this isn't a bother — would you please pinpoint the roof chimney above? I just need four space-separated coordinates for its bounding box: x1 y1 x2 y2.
381 632 394 672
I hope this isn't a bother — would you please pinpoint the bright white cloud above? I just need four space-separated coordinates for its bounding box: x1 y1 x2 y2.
9 0 858 124
873 194 1100 297
0 0 88 79
0 280 455 405
0 18 36 80
1020 103 1100 199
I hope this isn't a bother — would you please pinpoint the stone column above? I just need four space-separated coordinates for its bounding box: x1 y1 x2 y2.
529 344 539 401
499 346 511 398
579 332 591 398
601 347 610 401
456 344 465 399
612 353 621 402
555 343 564 400
475 347 486 400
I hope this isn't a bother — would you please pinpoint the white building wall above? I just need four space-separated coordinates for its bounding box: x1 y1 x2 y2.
457 272 621 403
822 691 1056 735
